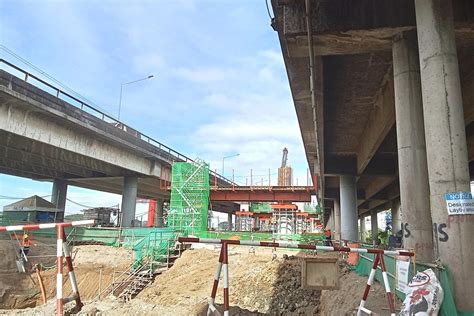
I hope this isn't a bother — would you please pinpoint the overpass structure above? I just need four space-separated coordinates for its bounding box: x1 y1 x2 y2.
272 0 474 311
0 59 236 227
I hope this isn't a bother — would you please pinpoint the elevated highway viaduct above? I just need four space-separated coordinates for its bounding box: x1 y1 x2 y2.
272 0 474 310
0 62 236 227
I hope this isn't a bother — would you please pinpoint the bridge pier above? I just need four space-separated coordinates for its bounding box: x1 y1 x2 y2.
228 213 233 231
416 0 474 310
390 199 401 236
392 31 433 262
370 210 378 246
51 179 67 222
156 199 164 227
359 215 366 242
339 175 358 241
333 198 341 240
121 177 138 227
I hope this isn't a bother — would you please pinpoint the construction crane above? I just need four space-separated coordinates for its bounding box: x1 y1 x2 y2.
278 147 292 186
281 147 288 168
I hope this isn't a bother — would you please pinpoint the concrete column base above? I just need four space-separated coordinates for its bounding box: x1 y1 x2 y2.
121 177 138 227
228 213 233 231
340 175 358 241
51 179 67 222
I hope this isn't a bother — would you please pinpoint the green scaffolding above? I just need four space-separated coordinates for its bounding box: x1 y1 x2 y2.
304 203 322 214
169 160 210 236
121 227 176 267
250 202 272 213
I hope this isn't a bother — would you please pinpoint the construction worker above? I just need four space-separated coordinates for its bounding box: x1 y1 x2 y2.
324 229 333 246
20 233 33 258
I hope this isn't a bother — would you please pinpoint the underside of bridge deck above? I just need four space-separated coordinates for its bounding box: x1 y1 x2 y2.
272 0 474 215
273 0 474 310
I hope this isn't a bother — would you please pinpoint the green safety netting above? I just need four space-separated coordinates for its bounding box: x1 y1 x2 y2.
16 227 177 267
121 227 176 267
354 253 473 316
169 160 209 236
199 230 324 243
20 227 119 245
304 204 322 214
250 202 272 213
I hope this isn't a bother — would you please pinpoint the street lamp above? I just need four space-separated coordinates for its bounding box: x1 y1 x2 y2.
118 75 154 120
222 153 240 178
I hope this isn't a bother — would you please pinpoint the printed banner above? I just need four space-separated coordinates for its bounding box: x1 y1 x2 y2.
444 192 474 215
396 259 410 294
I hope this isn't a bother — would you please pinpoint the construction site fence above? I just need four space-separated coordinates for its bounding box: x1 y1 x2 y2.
198 230 325 243
0 226 177 266
354 252 472 316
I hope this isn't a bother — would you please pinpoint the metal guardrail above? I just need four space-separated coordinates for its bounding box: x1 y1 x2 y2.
0 58 236 186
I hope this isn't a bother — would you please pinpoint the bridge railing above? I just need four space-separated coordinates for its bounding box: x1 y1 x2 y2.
0 58 236 186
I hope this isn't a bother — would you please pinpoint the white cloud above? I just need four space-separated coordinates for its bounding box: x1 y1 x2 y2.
1 2 313 207
133 52 165 73
175 67 227 83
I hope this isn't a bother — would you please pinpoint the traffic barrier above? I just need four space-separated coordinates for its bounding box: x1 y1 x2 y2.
178 237 415 316
0 220 94 315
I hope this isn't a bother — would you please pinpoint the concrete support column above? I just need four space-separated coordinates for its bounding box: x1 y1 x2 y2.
371 210 378 245
391 199 402 236
228 213 233 231
340 175 358 241
415 0 473 309
334 199 341 240
121 177 138 227
330 208 336 231
359 216 366 242
51 179 67 222
156 199 164 227
393 31 434 261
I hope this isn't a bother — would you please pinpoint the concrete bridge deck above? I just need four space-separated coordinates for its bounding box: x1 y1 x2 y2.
0 60 236 221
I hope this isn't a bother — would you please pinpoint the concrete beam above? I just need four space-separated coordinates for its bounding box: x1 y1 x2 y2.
324 155 356 175
286 29 412 57
0 98 161 177
0 131 127 177
357 175 398 206
0 146 107 179
67 177 170 200
356 79 395 175
209 190 311 202
0 160 69 180
282 0 416 35
324 187 365 200
363 154 398 176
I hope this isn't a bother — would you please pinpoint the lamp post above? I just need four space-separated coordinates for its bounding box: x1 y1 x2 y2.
222 153 239 178
118 75 154 120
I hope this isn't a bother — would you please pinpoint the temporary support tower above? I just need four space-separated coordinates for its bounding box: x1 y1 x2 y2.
235 211 253 231
169 160 210 236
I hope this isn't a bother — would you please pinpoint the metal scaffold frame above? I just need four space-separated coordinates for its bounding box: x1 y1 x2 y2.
235 211 253 232
169 160 210 236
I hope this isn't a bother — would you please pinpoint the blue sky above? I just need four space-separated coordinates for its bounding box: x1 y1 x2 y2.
0 0 309 214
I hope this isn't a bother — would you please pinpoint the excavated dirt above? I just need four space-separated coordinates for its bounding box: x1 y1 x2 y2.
0 244 133 310
139 245 322 315
319 262 390 315
1 244 392 315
